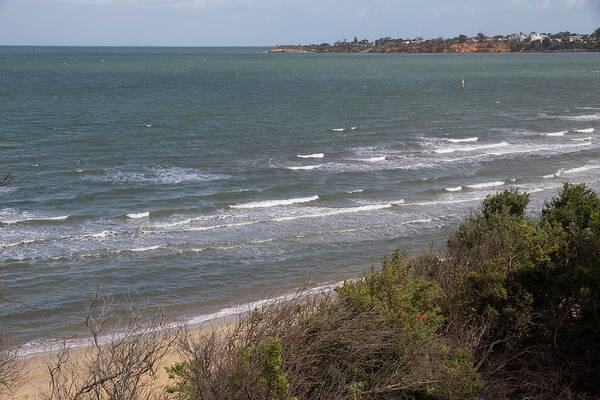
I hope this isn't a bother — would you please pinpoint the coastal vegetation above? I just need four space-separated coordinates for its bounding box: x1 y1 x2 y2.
2 182 600 398
270 28 600 53
167 183 600 399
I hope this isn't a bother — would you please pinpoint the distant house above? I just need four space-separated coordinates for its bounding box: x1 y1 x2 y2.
568 35 583 42
529 33 549 42
508 33 526 42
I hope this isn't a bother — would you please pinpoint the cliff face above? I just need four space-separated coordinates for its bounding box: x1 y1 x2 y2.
446 42 511 53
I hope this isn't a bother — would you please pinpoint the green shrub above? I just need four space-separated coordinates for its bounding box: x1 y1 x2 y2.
482 188 529 220
542 182 600 231
167 183 600 399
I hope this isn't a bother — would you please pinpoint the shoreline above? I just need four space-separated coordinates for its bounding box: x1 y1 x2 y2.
14 279 348 360
269 47 600 54
7 280 348 399
7 322 233 399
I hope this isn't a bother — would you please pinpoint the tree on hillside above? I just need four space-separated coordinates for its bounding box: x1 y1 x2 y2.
477 32 486 42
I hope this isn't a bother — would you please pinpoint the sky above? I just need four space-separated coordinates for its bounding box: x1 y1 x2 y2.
0 0 598 46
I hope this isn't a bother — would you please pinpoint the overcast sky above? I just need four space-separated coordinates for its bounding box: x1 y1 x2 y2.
0 0 598 46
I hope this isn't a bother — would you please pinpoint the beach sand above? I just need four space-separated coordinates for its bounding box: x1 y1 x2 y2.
3 322 232 400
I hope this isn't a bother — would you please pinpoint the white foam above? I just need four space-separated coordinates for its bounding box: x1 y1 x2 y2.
331 128 345 132
408 196 485 206
466 181 504 189
356 156 386 162
408 218 433 224
106 168 228 185
540 131 567 137
128 245 163 252
272 202 401 223
445 186 462 192
557 165 600 175
573 128 594 133
127 211 149 219
444 137 478 143
86 230 117 238
571 137 593 141
170 220 261 233
146 124 152 127
347 189 364 193
249 238 275 244
4 239 39 248
542 174 555 179
350 126 358 130
297 153 324 159
185 280 345 327
0 215 69 225
558 113 600 121
286 165 322 170
434 142 508 154
231 195 319 209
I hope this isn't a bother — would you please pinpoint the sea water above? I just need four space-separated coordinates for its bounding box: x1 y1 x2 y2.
1 47 599 351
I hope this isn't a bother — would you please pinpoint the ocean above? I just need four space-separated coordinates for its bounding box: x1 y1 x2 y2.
1 47 599 352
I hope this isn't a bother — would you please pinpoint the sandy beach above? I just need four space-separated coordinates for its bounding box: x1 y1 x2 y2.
3 323 230 400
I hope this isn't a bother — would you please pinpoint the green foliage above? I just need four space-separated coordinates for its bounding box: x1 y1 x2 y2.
166 363 202 400
167 182 600 399
446 183 600 395
542 182 600 231
336 251 444 330
251 339 290 400
482 188 529 220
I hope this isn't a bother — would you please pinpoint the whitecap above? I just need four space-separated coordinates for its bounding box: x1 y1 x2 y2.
542 174 555 179
4 239 40 248
571 137 593 141
297 153 324 159
444 137 478 143
557 165 600 175
355 156 386 162
347 189 364 193
249 238 275 244
433 142 508 154
105 167 228 185
127 211 149 219
573 128 594 133
331 128 345 132
86 230 117 238
408 197 485 206
0 215 69 225
540 131 567 137
231 195 319 209
350 126 358 130
465 181 504 189
286 165 322 170
445 186 462 192
407 218 433 224
557 113 600 122
272 202 398 222
128 245 163 252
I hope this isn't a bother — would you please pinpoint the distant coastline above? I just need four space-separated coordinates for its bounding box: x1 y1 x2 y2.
270 29 600 54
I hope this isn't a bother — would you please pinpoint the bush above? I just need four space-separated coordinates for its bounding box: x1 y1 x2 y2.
482 188 529 220
168 256 482 399
542 182 600 231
